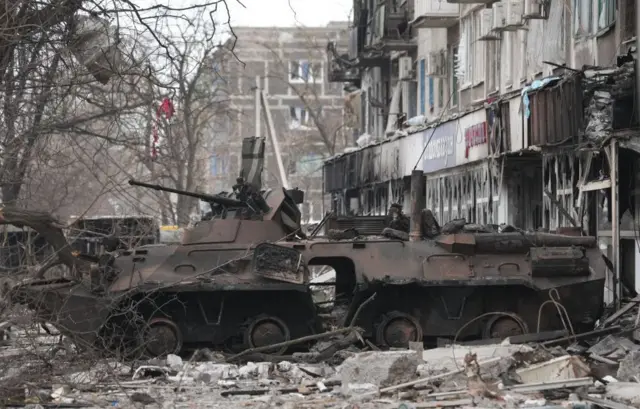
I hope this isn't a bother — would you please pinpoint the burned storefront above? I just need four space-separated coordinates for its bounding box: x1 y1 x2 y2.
580 62 640 301
324 136 407 216
422 109 503 226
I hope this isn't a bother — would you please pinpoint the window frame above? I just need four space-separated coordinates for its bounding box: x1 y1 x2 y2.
289 60 323 83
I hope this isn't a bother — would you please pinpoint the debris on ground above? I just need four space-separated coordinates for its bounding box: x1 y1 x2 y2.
1 295 640 408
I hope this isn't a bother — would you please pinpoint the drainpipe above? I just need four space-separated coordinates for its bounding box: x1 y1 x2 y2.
409 170 425 242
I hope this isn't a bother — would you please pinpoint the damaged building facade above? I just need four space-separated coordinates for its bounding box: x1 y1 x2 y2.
323 0 640 304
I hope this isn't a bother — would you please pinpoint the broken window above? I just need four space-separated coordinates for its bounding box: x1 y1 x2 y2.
574 0 593 36
289 60 322 83
209 155 229 177
597 0 616 31
289 106 311 129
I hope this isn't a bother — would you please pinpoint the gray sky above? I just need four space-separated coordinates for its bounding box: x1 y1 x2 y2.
226 0 352 27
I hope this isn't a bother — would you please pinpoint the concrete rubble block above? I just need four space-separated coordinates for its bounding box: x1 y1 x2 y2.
277 361 293 372
343 383 378 396
166 354 183 370
516 355 591 384
616 350 640 381
337 350 419 389
193 362 239 382
238 361 272 378
605 382 640 407
420 343 532 380
589 335 640 360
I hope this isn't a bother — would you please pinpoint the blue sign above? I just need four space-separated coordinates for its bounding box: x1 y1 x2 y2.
422 121 456 173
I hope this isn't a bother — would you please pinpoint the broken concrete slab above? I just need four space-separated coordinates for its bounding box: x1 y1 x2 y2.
336 350 419 389
616 350 640 382
516 355 590 384
588 335 640 360
605 382 640 407
419 342 532 380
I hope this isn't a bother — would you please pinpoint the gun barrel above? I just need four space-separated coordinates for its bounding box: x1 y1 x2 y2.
128 180 246 208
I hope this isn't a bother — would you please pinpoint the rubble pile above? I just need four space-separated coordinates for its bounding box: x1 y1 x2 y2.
1 296 639 409
583 61 636 144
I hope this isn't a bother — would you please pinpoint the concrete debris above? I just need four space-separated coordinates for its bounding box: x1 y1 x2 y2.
604 382 640 407
166 353 183 369
616 350 640 381
583 61 636 144
336 350 419 388
515 355 591 383
2 297 640 409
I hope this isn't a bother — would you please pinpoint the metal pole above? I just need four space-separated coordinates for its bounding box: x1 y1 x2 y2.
610 139 621 309
409 170 425 242
260 89 289 189
255 76 261 138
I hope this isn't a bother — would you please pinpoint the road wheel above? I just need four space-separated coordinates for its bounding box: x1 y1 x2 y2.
375 311 423 349
243 315 291 355
483 315 528 340
139 317 183 358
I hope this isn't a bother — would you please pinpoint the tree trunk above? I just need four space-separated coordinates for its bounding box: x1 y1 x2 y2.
176 195 195 226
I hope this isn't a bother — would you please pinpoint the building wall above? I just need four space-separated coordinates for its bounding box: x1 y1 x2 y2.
209 24 350 223
326 0 633 228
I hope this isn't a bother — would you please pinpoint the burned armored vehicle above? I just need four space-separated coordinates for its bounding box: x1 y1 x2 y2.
5 175 310 357
6 202 607 358
266 217 607 348
3 139 607 356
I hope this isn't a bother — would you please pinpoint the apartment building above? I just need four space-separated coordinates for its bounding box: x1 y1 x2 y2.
324 0 640 299
208 23 351 223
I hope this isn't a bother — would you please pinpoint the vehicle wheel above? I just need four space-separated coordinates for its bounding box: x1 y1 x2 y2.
244 315 290 355
375 311 423 349
483 315 528 340
138 317 183 358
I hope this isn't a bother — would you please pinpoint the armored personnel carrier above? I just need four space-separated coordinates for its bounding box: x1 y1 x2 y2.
5 204 607 358
2 139 607 356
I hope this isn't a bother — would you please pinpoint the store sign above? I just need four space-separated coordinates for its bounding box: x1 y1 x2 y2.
464 122 488 158
422 121 456 173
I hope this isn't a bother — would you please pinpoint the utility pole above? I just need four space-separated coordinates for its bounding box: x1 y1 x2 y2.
254 76 289 189
255 76 261 139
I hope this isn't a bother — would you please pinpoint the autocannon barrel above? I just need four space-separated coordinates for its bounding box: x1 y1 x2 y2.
128 180 246 208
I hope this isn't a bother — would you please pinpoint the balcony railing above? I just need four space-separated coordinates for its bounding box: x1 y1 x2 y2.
370 0 417 53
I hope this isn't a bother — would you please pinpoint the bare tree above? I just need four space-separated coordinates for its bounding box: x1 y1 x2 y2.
116 16 232 226
0 1 243 217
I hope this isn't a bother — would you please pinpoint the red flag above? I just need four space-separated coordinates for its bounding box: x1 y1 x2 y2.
151 98 175 160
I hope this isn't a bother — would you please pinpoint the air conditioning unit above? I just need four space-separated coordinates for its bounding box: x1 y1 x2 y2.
492 2 506 31
479 8 497 40
505 0 524 28
427 50 447 77
523 0 549 20
398 56 414 80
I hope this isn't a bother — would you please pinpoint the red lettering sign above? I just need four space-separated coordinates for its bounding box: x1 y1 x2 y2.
464 122 488 159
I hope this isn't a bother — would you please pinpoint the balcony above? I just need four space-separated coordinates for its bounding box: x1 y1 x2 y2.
368 0 417 54
327 40 361 84
411 0 460 28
